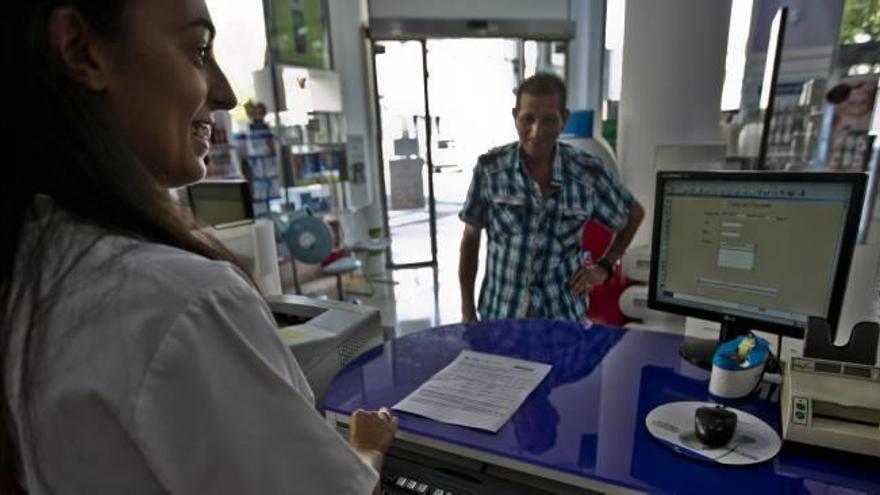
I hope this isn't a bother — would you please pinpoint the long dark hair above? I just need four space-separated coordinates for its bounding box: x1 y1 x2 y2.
1 2 245 492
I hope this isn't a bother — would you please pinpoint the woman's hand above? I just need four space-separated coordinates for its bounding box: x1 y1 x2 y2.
349 407 398 455
349 407 398 494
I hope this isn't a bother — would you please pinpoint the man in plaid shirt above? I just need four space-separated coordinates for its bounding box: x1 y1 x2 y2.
459 73 644 322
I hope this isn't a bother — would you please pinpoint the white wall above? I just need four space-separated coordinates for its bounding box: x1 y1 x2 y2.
368 0 570 20
617 0 732 247
328 0 386 235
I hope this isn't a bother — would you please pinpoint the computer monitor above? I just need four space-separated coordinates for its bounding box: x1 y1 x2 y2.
187 180 281 295
187 180 254 227
648 171 867 368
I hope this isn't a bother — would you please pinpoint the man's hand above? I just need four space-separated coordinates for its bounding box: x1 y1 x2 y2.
570 200 644 300
569 264 609 298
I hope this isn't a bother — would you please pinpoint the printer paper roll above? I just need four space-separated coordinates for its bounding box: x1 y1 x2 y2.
622 244 651 282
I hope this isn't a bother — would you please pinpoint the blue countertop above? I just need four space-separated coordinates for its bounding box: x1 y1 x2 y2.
325 319 880 494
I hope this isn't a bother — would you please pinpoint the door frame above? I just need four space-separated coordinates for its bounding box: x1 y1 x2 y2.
370 38 439 269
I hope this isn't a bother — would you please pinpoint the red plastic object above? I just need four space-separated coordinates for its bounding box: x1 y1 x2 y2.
580 221 633 326
320 248 348 267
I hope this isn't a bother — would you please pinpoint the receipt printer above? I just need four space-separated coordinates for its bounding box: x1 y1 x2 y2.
781 357 880 457
266 294 383 410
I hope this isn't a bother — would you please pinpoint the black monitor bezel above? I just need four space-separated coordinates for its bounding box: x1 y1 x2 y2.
648 171 867 339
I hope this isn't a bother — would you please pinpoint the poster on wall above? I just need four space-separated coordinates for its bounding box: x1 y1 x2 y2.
272 0 329 68
825 76 879 171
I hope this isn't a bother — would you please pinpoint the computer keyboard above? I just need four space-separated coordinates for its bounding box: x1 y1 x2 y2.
380 447 553 495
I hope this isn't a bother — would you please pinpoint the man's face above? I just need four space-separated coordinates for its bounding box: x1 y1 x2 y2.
513 92 568 162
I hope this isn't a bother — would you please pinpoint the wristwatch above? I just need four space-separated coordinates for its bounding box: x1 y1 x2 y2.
596 257 614 279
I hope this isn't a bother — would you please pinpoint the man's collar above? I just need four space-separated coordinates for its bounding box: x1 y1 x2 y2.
515 142 564 187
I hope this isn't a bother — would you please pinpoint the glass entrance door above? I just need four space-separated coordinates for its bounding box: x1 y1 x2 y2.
373 40 437 267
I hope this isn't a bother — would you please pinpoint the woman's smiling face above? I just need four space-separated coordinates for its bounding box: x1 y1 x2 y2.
100 0 237 187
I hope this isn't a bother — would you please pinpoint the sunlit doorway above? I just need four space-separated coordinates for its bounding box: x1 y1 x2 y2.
373 37 567 269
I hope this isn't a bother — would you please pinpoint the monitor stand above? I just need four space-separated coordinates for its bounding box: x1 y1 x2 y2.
679 320 751 370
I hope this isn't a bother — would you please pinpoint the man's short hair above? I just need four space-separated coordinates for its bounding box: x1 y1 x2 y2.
515 73 567 112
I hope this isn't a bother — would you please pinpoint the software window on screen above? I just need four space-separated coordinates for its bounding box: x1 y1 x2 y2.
656 182 850 325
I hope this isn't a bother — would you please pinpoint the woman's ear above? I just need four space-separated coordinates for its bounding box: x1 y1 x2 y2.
47 7 114 91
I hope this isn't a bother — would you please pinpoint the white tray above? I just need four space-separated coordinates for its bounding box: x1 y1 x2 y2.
645 401 781 465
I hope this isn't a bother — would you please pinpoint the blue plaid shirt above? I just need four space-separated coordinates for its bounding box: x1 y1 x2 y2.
460 142 633 321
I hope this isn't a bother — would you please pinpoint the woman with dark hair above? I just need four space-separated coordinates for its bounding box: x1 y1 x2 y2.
1 0 396 493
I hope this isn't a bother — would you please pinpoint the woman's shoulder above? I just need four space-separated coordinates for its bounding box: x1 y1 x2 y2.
53 229 263 353
61 230 262 333
29 196 253 302
113 237 251 296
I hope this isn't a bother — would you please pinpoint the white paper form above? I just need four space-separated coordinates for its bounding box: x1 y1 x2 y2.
392 350 552 432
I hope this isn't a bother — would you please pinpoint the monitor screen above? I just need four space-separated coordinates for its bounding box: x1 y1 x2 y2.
187 180 254 227
649 171 866 339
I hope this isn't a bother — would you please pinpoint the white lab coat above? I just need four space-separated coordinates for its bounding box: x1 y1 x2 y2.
6 200 378 494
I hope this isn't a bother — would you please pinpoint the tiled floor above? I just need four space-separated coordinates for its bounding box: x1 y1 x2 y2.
357 211 484 337
296 207 485 337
